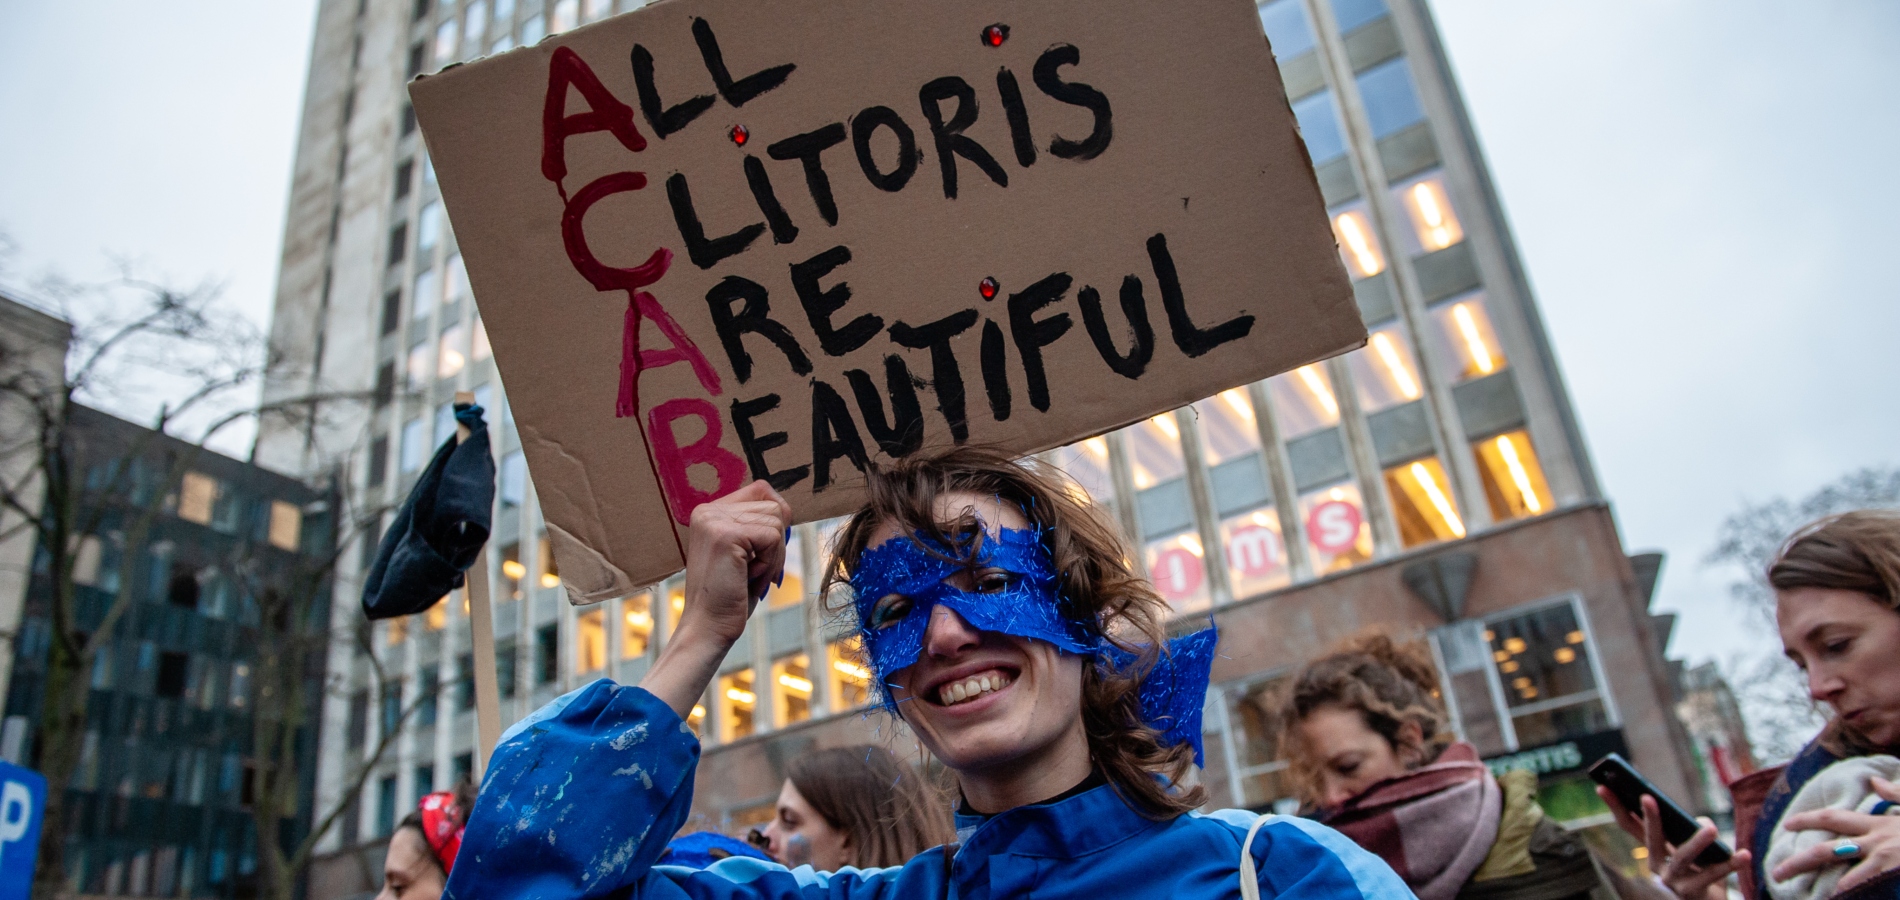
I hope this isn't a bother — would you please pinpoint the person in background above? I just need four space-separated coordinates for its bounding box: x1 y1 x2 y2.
753 744 953 871
1601 511 1900 900
1280 633 1634 900
377 781 474 900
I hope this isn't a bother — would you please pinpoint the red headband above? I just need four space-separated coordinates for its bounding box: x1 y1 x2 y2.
418 791 466 875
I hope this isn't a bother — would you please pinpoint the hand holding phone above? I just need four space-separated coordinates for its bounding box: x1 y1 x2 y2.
1587 753 1733 868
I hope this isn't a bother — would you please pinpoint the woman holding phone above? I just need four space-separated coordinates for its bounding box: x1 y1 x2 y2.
441 447 1410 900
1601 511 1900 899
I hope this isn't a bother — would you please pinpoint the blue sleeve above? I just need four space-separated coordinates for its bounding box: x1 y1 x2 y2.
1205 810 1414 900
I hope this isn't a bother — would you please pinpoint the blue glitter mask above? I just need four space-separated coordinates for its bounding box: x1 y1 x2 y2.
848 525 1218 765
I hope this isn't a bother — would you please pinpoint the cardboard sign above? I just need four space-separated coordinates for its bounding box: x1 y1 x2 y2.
410 0 1364 601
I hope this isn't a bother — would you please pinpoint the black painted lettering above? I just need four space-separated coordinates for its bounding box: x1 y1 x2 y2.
743 156 798 245
980 319 1011 422
850 106 921 193
731 393 809 491
844 355 925 457
630 44 715 139
692 18 794 106
919 76 1008 200
704 276 812 383
1006 273 1074 412
810 378 869 491
666 172 765 269
1077 276 1154 379
995 68 1036 168
1032 45 1113 160
1149 234 1253 357
790 245 882 357
888 309 978 443
767 124 848 226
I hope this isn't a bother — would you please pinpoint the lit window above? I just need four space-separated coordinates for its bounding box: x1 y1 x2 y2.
1486 601 1610 745
413 268 441 319
1291 91 1347 165
667 586 685 636
1299 482 1372 573
1330 202 1385 279
1257 0 1316 59
438 322 468 379
1330 0 1389 33
1046 436 1116 507
1125 414 1186 492
418 202 444 253
465 1 489 42
1265 365 1341 439
576 608 606 674
718 670 756 741
400 418 428 473
178 473 218 525
1383 457 1465 547
537 535 561 590
499 542 524 600
1422 293 1505 383
1392 171 1463 254
1145 532 1210 613
685 702 706 735
765 530 804 609
1191 391 1285 599
1345 324 1422 413
472 316 492 361
1196 390 1263 466
1221 508 1290 598
386 618 407 647
444 254 469 305
268 501 302 551
1474 430 1553 522
426 600 447 630
1355 57 1425 139
432 19 459 67
583 0 612 21
407 339 432 389
500 451 527 507
551 0 579 32
828 637 872 712
621 593 652 658
773 654 812 726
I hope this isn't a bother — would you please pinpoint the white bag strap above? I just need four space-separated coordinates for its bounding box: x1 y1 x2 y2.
1239 813 1272 900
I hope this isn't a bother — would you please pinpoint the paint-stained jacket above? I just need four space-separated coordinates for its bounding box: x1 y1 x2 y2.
444 680 1413 900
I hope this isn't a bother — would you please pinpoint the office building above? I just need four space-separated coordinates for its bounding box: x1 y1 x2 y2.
255 0 1704 890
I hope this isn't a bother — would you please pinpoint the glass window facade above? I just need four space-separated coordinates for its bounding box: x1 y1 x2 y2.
1265 365 1341 438
500 451 526 506
621 593 652 658
1046 437 1115 509
576 609 606 674
1383 456 1465 547
1257 0 1316 59
772 654 812 726
1486 601 1611 746
1299 481 1372 573
1474 430 1553 522
399 418 427 473
1193 393 1290 598
1355 58 1425 138
1329 0 1388 33
1346 324 1422 412
438 323 468 379
1290 91 1347 164
1330 201 1386 280
1128 415 1209 612
1421 292 1504 383
718 669 757 741
827 637 872 712
1391 170 1464 255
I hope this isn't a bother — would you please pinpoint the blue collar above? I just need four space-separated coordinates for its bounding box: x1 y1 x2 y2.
953 780 1167 862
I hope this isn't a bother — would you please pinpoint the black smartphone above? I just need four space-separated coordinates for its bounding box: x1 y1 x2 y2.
1587 753 1732 867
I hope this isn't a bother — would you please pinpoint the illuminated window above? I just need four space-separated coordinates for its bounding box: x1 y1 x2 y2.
1345 324 1422 413
718 670 757 741
1474 430 1553 522
1383 457 1465 548
1486 601 1610 746
1145 532 1210 613
1265 365 1341 439
1299 482 1372 573
406 338 431 389
685 702 706 735
551 0 579 32
472 317 491 361
268 501 301 551
667 585 686 636
1330 201 1385 279
1392 171 1463 255
1422 293 1505 383
537 536 561 590
1191 392 1288 599
1257 0 1316 59
1221 508 1290 598
443 254 469 305
499 542 524 601
178 473 217 525
1125 414 1186 493
1355 57 1425 139
437 322 468 379
621 593 652 659
400 418 428 473
432 19 459 67
765 530 804 609
576 608 606 674
1046 436 1116 507
1291 91 1347 164
418 202 444 253
828 637 872 712
387 617 408 647
772 654 812 726
1127 413 1206 612
426 600 447 631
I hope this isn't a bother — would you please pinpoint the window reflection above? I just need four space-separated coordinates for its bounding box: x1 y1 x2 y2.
1346 325 1422 412
1383 457 1465 547
1422 293 1505 383
772 654 812 725
1266 366 1340 439
1298 482 1372 573
1331 203 1385 279
1392 171 1463 254
1474 430 1552 522
621 593 652 658
828 637 872 712
718 669 756 740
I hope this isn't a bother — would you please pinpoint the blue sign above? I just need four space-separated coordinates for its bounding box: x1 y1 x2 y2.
0 761 45 900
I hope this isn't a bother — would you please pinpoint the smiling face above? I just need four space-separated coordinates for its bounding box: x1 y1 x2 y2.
864 493 1090 795
1778 586 1900 748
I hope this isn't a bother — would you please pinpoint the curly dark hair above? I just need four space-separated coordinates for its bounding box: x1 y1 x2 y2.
1278 633 1451 806
819 445 1205 819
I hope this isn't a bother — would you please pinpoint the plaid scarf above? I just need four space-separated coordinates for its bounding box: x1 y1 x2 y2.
1320 743 1502 900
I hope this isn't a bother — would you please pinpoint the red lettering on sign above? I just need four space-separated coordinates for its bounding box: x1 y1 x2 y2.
648 398 749 525
542 45 648 186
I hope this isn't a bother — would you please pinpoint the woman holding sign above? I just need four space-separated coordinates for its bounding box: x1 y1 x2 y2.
443 447 1407 900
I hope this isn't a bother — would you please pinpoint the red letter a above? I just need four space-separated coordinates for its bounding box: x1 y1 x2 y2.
542 45 649 188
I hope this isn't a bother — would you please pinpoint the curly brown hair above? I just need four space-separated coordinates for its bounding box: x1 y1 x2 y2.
819 445 1205 819
1278 633 1451 806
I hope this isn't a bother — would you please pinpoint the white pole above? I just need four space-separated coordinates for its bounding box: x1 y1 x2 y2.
455 391 504 777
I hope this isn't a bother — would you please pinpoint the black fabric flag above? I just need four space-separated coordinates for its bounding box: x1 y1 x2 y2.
362 404 497 620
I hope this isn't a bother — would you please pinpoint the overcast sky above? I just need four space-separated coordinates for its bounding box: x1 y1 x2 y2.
1 0 1895 673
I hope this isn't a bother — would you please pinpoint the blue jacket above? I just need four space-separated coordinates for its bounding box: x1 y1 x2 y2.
446 680 1412 900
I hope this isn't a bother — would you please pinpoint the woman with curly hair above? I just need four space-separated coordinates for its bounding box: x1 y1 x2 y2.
1279 634 1632 900
440 446 1409 900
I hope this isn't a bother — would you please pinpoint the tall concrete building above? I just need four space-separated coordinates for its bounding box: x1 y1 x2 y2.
258 0 1701 890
